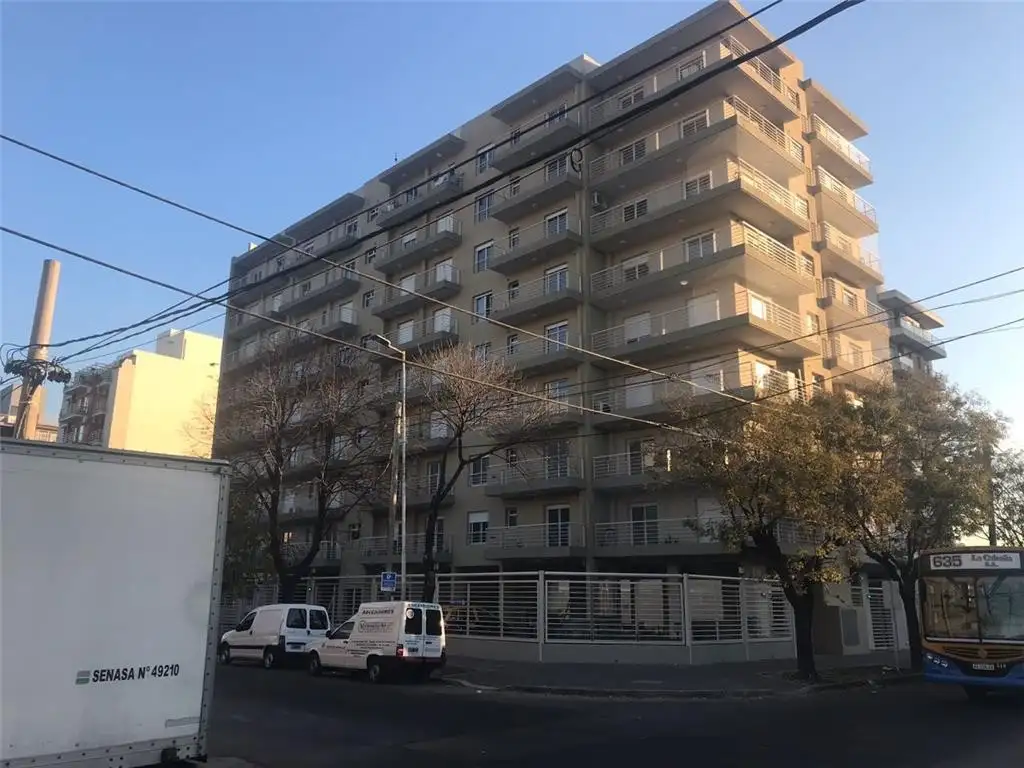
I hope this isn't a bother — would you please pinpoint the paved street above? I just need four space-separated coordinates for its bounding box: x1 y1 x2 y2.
209 664 1023 768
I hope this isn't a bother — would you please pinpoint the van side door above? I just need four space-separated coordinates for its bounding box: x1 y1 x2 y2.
229 610 258 660
321 621 355 669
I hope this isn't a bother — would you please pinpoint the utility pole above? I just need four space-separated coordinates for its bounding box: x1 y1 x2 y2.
15 260 61 439
984 444 998 547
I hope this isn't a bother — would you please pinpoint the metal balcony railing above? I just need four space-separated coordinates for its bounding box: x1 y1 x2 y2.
496 270 581 311
354 533 450 558
590 294 721 351
736 289 803 338
383 264 461 303
816 223 881 272
592 451 659 480
386 218 462 260
497 213 582 255
485 522 585 549
488 455 584 486
719 36 800 107
807 115 871 174
499 162 580 200
897 318 939 346
813 166 877 224
820 277 884 318
385 316 459 346
504 109 582 146
501 333 579 362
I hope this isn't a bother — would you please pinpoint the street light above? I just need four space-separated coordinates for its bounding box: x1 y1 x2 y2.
371 333 407 600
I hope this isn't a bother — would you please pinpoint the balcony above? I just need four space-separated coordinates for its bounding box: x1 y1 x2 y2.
813 223 883 287
485 456 585 499
594 518 724 555
372 264 461 321
375 217 463 274
590 221 815 311
821 337 892 387
491 110 583 173
489 214 583 276
590 379 693 431
384 316 459 356
484 522 586 560
590 160 809 252
589 96 804 198
800 79 868 141
501 334 587 376
490 164 582 224
592 452 661 492
376 173 465 231
809 167 878 238
804 115 872 189
588 36 800 137
290 307 361 351
403 475 458 512
492 271 583 325
352 533 452 565
281 541 344 567
282 268 361 316
890 318 947 360
818 278 887 337
289 234 362 282
590 289 819 367
406 419 454 454
224 296 285 339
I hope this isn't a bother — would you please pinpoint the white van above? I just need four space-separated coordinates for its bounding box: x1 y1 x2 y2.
219 603 331 669
306 601 446 683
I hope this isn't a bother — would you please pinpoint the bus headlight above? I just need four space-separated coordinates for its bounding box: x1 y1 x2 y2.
925 652 949 669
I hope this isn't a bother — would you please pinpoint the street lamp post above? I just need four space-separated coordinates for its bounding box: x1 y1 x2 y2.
372 334 408 600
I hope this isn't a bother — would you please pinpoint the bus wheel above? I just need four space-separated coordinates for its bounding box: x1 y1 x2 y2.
963 686 988 702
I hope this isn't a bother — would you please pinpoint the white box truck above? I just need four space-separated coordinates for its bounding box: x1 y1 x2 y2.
0 439 231 768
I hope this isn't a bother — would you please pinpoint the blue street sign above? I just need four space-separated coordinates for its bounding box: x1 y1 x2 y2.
380 571 397 593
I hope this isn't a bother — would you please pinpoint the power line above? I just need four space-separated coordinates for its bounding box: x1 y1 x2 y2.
59 312 225 367
2 1 858 363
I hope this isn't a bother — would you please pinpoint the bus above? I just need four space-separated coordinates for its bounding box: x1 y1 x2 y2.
918 546 1024 699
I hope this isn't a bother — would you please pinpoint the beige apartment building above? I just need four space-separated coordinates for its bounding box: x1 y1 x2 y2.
221 0 890 580
59 329 222 457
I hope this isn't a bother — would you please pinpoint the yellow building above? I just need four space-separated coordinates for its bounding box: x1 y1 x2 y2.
59 329 222 458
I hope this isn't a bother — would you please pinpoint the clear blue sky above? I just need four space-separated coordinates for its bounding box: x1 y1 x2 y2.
2 1 1022 443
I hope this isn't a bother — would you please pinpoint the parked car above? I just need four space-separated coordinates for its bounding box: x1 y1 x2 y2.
307 601 446 683
219 603 331 669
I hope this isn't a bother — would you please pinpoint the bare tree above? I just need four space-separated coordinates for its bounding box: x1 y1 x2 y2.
404 345 553 601
212 343 389 598
994 448 1024 547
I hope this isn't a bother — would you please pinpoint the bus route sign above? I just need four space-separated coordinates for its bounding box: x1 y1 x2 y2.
929 552 1021 571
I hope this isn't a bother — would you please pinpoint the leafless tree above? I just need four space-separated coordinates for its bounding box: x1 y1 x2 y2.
211 343 389 597
994 448 1024 547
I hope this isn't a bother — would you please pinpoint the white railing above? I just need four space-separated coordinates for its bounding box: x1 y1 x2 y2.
386 217 462 259
590 95 802 179
591 294 721 351
284 266 357 306
384 316 459 346
821 277 884 318
592 452 658 480
814 167 877 224
897 318 940 347
486 522 586 549
501 333 580 363
736 288 804 339
503 109 582 149
379 174 464 219
405 474 456 501
590 160 808 234
499 163 580 201
281 540 342 564
807 115 870 174
354 533 450 558
824 337 892 380
487 455 584 486
498 213 582 256
383 264 461 304
496 271 581 311
407 419 454 443
719 36 800 107
591 378 693 413
817 223 880 272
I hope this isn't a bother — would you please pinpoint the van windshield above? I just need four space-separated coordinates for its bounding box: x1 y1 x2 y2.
404 608 423 634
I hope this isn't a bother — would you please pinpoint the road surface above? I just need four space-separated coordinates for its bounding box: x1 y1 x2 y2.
209 664 1023 767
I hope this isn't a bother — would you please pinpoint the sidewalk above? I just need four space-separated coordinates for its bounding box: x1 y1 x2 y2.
442 653 916 699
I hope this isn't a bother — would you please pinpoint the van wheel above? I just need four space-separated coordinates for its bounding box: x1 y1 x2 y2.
308 652 322 677
366 657 384 684
218 644 232 665
262 648 277 670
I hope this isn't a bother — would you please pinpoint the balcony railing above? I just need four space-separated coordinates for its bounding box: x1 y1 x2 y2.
496 213 582 255
736 289 803 338
807 115 871 174
384 316 459 346
823 337 892 379
590 96 802 180
500 333 580 363
719 36 800 108
590 220 810 295
407 419 454 443
897 317 939 346
281 541 342 564
354 533 450 558
495 271 581 311
485 522 585 549
820 277 884 318
498 162 580 202
592 452 658 481
382 264 461 303
591 378 693 413
813 166 877 223
590 160 808 235
594 518 818 549
385 218 462 260
591 294 722 351
487 455 584 486
817 223 881 272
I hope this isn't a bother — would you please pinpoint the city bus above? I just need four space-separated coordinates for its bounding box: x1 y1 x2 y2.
918 547 1024 699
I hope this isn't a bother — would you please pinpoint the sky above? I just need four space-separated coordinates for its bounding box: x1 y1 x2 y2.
2 1 1023 443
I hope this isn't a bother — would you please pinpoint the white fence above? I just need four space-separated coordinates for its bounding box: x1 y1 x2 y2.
219 571 905 666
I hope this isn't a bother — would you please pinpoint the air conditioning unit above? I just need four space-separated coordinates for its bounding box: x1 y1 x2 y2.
591 192 608 211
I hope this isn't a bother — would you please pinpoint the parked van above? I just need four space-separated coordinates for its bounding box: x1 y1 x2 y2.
219 603 331 669
306 601 446 683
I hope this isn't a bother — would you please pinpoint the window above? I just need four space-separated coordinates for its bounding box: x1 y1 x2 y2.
476 145 494 174
683 231 716 262
348 522 361 541
619 138 647 166
544 264 568 294
505 447 519 466
286 608 307 629
506 334 519 355
309 610 329 630
405 186 420 203
623 197 648 222
546 155 568 179
426 608 443 636
507 228 520 249
506 280 520 302
545 379 570 408
330 621 354 640
546 506 571 547
474 241 493 273
621 253 649 282
805 313 821 334
364 248 377 264
624 312 651 344
401 230 418 249
436 211 456 233
434 257 454 282
473 292 493 321
427 461 442 494
469 456 489 486
405 607 424 634
684 172 712 198
619 84 644 110
432 307 452 333
337 301 354 323
467 511 490 545
547 104 568 123
237 611 256 632
509 176 521 196
473 342 491 360
505 508 519 527
544 209 568 236
362 290 375 308
630 503 659 546
396 320 415 344
475 192 494 222
544 321 568 351
367 207 379 224
680 109 709 137
677 53 705 80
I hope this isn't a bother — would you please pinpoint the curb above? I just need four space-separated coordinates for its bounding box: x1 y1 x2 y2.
441 672 921 700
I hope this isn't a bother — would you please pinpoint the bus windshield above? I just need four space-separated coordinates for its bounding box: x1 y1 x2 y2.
923 575 1024 643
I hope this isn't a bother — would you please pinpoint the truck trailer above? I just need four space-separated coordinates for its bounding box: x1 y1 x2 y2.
0 439 231 767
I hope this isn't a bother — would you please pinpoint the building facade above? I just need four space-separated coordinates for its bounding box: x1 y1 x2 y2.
0 383 59 441
220 0 887 580
59 329 222 457
877 288 946 376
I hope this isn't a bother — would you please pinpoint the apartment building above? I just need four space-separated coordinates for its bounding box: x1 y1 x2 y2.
877 288 946 376
220 0 887 580
0 382 59 441
59 329 222 457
